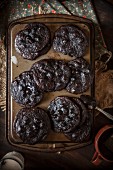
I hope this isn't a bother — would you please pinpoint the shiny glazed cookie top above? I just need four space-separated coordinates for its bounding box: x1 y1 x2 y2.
31 59 71 92
48 96 81 133
11 71 43 107
13 107 50 144
53 24 88 57
15 23 51 60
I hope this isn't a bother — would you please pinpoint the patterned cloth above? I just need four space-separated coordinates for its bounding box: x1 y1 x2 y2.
8 0 109 59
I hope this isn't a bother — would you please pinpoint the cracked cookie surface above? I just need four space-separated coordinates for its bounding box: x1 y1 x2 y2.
31 59 71 92
53 24 88 57
11 71 43 107
13 107 50 144
15 23 51 60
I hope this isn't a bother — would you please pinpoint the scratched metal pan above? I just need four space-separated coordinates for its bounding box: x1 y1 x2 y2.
7 14 95 152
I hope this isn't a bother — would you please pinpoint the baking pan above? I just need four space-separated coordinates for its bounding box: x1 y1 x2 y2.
7 14 95 152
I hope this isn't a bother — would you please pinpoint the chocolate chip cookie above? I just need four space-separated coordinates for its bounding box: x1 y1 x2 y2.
66 58 93 94
47 96 80 133
11 71 43 107
65 111 92 143
31 59 71 92
13 107 50 144
71 97 88 126
15 23 51 60
53 24 88 57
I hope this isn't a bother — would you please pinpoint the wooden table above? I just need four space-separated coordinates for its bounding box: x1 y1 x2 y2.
0 0 113 169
